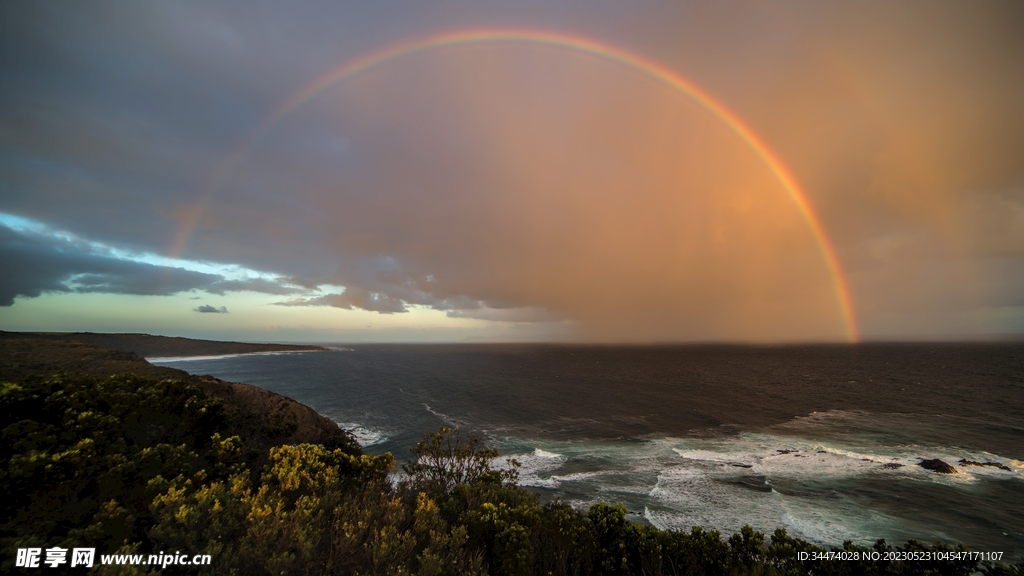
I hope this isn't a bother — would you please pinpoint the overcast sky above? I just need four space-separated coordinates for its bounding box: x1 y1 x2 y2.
2 1 1023 343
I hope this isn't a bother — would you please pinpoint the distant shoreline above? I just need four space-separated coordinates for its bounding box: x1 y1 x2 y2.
147 349 325 362
0 330 326 358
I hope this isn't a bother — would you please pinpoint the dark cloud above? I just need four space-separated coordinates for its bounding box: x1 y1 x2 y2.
274 288 407 314
1 2 1022 339
194 305 228 313
280 275 321 291
0 224 304 305
272 289 563 321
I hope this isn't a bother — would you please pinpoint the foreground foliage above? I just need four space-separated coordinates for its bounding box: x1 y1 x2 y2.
2 374 1021 575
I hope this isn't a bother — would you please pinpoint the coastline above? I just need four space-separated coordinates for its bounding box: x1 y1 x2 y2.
4 334 1022 571
146 349 325 363
0 335 356 453
150 343 1024 555
0 330 326 358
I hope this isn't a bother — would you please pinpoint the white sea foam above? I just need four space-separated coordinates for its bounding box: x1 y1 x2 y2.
336 422 388 447
412 409 1020 546
522 470 612 489
779 498 911 546
667 431 1022 485
643 461 920 546
671 448 756 467
645 467 786 537
422 404 459 426
497 423 1021 546
503 448 567 487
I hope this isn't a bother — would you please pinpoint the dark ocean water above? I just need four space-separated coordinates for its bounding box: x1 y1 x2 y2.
151 343 1023 554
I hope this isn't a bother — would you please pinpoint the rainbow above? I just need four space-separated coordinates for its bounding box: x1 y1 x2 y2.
175 28 858 342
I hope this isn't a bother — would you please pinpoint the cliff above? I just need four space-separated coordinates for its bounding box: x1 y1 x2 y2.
0 335 356 454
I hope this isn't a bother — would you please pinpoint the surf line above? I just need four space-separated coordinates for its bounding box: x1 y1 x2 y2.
174 28 858 342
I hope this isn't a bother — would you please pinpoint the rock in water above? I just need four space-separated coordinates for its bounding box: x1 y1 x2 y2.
958 459 1012 472
918 459 958 474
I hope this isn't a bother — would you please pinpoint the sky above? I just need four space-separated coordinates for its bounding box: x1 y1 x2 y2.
1 1 1023 343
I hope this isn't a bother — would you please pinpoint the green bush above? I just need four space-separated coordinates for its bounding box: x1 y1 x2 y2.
1 374 231 565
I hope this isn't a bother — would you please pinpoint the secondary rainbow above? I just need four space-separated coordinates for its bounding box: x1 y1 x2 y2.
175 28 859 342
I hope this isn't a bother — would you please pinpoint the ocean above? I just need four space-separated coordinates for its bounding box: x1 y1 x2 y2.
150 343 1023 554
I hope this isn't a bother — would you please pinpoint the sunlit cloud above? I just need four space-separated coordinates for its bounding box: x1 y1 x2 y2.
0 214 314 305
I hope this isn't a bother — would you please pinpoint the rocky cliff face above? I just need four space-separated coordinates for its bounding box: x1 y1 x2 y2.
196 374 359 454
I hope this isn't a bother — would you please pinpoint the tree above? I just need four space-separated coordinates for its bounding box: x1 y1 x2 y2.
402 426 519 496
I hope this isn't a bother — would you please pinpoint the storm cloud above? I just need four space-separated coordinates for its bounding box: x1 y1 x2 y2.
0 224 305 305
2 1 1023 340
274 289 408 314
